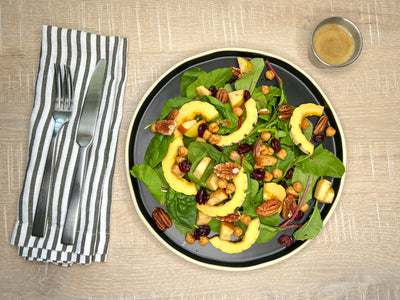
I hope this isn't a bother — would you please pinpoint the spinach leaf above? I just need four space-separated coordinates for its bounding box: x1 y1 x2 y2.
208 218 220 233
166 188 197 234
298 145 345 178
291 168 319 203
188 141 224 163
144 133 174 168
293 201 323 241
160 97 192 120
256 224 285 243
201 95 239 130
130 164 165 205
186 68 232 99
180 67 205 96
235 58 265 93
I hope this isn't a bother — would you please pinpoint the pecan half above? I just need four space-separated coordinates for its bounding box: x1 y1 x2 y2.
216 88 229 104
278 104 292 121
258 108 270 115
152 208 172 231
213 162 241 180
256 199 282 217
155 120 177 136
216 210 241 222
167 108 179 120
230 66 242 79
252 139 262 158
282 195 297 219
313 115 329 135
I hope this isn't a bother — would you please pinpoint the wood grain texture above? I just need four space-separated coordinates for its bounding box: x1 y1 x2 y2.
1 0 399 298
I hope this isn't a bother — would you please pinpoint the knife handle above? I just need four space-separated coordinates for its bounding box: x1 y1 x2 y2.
61 145 90 245
32 132 57 237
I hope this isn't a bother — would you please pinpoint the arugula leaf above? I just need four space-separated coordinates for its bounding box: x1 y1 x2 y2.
166 188 197 234
144 133 174 168
180 67 205 96
293 201 323 241
256 224 285 243
235 58 265 93
160 97 192 119
291 168 319 203
186 68 232 99
299 145 345 178
130 164 165 205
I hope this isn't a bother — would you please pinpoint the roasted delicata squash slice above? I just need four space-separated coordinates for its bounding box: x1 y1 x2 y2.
210 218 260 253
289 103 324 155
174 101 218 138
217 98 258 146
196 167 247 217
162 137 197 195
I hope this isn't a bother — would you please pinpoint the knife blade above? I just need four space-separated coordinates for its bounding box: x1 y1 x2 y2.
61 59 106 245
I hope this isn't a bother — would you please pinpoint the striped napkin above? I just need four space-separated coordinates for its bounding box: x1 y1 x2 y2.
10 25 128 266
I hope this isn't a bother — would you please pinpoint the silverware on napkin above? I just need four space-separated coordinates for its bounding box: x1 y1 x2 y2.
32 64 74 237
61 59 106 245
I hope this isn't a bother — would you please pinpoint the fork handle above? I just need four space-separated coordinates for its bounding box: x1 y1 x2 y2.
32 132 58 237
61 145 90 245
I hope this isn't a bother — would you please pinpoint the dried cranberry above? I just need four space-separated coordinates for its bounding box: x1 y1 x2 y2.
313 134 325 143
209 85 217 97
198 123 207 137
278 234 294 247
278 180 288 189
195 187 209 205
250 168 265 181
285 167 294 180
193 225 211 240
294 211 304 222
271 138 281 152
237 143 253 154
212 144 223 152
179 160 192 173
244 90 251 101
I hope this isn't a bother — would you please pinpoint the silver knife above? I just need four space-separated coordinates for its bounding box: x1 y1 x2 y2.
61 59 106 245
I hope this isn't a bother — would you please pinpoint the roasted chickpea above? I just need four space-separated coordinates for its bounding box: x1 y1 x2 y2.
240 214 251 226
260 85 270 95
229 150 241 161
326 126 337 137
233 226 243 237
202 129 212 140
217 178 228 189
208 134 222 145
208 122 219 133
264 171 273 182
198 236 209 246
175 155 186 164
150 123 157 133
272 168 283 178
293 181 303 192
300 203 309 212
178 146 188 157
260 131 271 141
226 183 236 194
276 149 287 160
171 164 184 178
185 232 196 244
265 70 275 80
232 106 243 117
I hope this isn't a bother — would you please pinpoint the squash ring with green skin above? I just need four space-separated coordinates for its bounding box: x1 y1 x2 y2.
289 103 324 155
210 218 260 253
162 137 197 195
196 167 247 217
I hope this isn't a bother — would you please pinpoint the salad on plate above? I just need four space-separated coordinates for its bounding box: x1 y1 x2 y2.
130 56 345 254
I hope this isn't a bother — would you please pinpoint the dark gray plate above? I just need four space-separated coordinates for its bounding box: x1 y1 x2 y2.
126 48 346 271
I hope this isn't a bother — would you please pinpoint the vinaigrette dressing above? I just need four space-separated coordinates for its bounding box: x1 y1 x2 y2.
313 24 355 65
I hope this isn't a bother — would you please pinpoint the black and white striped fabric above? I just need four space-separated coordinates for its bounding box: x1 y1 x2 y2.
10 25 127 266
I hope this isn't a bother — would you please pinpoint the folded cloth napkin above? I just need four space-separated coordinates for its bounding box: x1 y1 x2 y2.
10 25 128 266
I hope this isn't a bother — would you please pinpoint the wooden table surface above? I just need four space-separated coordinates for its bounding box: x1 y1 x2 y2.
1 0 399 299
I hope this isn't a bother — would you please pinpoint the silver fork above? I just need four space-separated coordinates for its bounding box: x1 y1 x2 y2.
32 64 74 237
